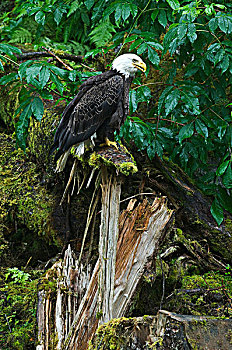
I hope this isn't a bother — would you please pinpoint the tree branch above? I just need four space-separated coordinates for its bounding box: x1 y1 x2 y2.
16 51 83 63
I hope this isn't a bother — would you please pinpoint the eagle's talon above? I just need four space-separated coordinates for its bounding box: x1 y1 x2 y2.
100 138 118 150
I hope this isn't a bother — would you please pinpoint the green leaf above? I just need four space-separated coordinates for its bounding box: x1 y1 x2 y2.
35 11 45 26
16 104 32 150
89 19 116 48
31 97 44 121
129 38 143 51
147 143 155 160
211 199 224 226
26 65 42 84
166 0 180 10
129 90 137 113
209 17 218 32
115 6 122 23
218 125 227 140
67 0 80 17
0 43 22 56
136 85 151 103
220 55 230 74
178 123 194 144
0 60 3 71
39 66 50 88
216 160 229 176
165 88 180 115
68 70 77 82
85 0 94 11
39 90 53 100
151 9 159 21
50 72 63 94
147 46 160 65
187 23 197 43
54 7 66 25
158 10 167 28
214 49 224 65
222 164 232 189
169 38 179 55
147 140 163 159
163 25 179 54
129 3 138 18
18 60 32 80
0 72 18 85
121 4 131 21
50 66 68 79
180 89 200 115
195 119 208 138
178 23 187 39
158 86 173 115
137 42 147 55
217 188 232 214
218 15 230 34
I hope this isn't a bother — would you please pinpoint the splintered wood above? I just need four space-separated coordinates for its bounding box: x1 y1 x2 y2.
98 168 122 324
113 197 173 318
36 246 92 350
37 195 174 350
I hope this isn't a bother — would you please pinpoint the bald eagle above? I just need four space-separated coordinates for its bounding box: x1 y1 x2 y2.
50 53 146 171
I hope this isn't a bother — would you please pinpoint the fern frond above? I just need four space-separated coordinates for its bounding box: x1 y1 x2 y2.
67 0 81 17
68 40 89 55
9 28 32 44
89 19 116 48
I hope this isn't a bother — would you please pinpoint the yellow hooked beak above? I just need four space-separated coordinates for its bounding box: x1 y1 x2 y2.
133 61 146 73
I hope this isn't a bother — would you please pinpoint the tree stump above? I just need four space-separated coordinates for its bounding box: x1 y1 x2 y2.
36 146 174 349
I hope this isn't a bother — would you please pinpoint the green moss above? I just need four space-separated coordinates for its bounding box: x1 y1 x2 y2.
88 317 134 350
0 78 19 132
87 145 138 176
0 133 57 242
179 271 232 317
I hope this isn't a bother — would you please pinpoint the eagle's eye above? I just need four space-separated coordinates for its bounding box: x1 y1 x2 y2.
132 58 138 63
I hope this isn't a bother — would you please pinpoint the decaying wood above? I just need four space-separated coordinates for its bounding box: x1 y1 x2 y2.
98 167 122 323
113 196 174 318
36 246 92 350
36 192 174 349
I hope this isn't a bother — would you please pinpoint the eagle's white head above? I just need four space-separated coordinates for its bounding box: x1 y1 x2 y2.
112 53 146 77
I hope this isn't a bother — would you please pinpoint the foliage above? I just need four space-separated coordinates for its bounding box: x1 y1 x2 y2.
0 0 232 225
0 267 39 349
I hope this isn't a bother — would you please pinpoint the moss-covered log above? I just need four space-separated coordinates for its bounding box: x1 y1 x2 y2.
89 311 232 350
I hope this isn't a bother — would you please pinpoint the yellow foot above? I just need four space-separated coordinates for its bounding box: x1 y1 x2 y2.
100 137 118 149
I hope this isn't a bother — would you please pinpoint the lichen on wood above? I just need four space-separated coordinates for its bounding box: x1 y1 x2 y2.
87 144 138 176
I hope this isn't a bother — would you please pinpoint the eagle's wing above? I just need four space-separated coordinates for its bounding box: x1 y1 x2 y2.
50 73 124 160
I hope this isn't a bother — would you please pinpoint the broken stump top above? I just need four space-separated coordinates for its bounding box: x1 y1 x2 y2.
77 144 138 176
